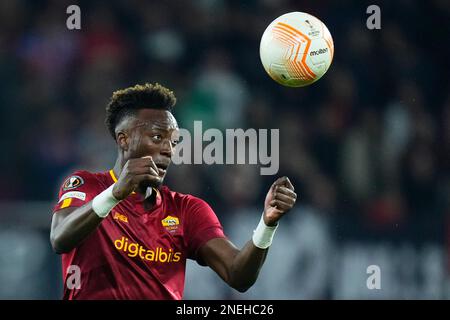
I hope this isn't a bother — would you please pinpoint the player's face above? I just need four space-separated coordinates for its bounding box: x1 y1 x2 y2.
127 109 179 183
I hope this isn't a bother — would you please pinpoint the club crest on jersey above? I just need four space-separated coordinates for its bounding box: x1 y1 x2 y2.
161 215 180 232
63 175 84 190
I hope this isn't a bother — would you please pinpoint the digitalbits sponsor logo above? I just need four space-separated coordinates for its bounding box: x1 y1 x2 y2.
114 237 182 263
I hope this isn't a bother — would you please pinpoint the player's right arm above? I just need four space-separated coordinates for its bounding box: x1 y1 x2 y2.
51 203 102 254
50 157 160 254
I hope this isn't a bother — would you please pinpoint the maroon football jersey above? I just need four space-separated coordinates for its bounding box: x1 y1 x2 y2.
53 170 226 300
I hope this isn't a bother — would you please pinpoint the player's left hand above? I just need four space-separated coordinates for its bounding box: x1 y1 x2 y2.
263 176 297 226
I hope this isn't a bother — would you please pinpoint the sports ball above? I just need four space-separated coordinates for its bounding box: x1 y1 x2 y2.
260 12 334 87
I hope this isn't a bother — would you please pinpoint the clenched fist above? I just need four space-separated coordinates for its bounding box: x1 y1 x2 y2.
263 176 297 226
112 156 162 200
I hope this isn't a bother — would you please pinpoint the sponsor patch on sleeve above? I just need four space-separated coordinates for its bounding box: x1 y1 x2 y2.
60 198 72 209
59 191 86 203
63 175 84 190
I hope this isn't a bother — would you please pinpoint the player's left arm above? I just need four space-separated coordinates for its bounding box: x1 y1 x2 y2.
198 176 297 292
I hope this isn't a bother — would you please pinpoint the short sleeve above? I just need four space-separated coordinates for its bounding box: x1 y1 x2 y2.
184 197 226 262
53 171 101 213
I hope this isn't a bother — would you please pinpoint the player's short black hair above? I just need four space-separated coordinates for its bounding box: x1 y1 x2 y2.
105 83 177 139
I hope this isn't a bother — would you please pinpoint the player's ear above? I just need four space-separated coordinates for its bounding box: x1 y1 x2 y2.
116 131 129 151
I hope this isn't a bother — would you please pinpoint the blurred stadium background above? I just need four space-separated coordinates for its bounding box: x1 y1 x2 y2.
0 0 449 299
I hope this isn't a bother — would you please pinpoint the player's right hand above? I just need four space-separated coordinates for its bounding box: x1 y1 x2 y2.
112 156 161 200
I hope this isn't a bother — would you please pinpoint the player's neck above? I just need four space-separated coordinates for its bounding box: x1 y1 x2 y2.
143 190 157 211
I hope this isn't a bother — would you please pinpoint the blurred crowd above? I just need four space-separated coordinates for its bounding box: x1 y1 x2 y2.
0 0 449 298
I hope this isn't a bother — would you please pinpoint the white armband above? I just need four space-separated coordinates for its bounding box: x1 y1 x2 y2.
252 213 278 249
92 184 121 218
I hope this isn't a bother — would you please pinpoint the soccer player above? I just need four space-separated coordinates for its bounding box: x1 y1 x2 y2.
50 83 297 299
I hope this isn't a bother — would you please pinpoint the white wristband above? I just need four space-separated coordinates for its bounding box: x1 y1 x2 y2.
252 214 278 249
92 184 121 218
